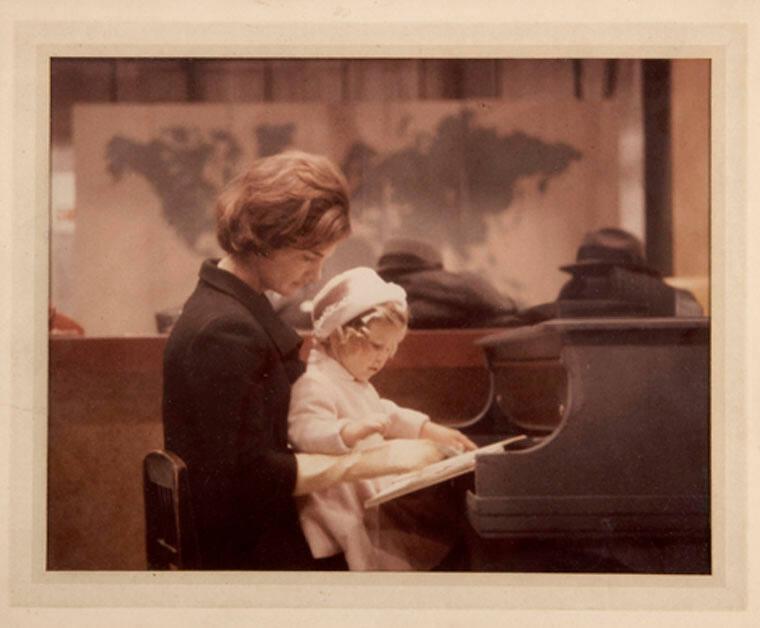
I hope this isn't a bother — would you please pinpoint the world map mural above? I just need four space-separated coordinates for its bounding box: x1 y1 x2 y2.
105 109 582 257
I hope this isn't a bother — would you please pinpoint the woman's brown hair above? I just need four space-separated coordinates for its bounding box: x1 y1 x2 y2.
216 150 351 256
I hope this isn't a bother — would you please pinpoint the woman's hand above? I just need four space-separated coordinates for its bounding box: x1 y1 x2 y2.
419 421 477 455
294 439 447 494
340 414 391 448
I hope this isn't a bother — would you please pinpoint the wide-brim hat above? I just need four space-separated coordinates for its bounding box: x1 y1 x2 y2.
376 237 444 274
559 227 660 276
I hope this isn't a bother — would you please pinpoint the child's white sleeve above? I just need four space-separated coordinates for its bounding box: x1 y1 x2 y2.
288 374 353 455
378 398 430 439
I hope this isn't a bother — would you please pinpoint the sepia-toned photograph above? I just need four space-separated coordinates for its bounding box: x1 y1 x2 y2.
47 56 710 575
4 4 757 624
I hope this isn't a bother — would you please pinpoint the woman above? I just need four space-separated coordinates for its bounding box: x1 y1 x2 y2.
162 151 444 570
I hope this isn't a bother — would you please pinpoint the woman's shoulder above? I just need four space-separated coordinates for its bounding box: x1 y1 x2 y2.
167 299 270 363
177 282 261 331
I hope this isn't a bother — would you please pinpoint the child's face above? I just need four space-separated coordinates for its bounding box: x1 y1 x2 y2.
334 319 405 382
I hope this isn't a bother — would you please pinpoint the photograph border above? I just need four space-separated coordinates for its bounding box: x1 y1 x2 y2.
2 5 755 622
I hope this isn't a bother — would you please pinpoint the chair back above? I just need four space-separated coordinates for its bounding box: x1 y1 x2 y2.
142 449 200 569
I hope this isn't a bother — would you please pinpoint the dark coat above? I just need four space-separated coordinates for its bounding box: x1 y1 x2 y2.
557 265 684 315
162 259 315 569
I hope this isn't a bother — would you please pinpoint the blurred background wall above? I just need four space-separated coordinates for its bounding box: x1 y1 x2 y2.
49 58 709 335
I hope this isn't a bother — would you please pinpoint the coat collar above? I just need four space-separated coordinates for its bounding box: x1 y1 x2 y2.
199 259 303 357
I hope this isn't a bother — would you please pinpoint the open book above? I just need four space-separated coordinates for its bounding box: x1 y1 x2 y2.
364 435 527 508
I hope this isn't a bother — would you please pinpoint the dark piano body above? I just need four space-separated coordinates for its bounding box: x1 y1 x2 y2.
457 317 710 573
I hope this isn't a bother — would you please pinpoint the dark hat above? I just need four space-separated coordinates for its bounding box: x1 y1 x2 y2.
376 237 444 274
560 227 660 276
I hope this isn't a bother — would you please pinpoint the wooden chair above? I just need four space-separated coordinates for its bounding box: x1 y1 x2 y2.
142 449 200 570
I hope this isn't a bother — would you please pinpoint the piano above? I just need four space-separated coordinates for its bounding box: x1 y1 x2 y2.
457 317 710 573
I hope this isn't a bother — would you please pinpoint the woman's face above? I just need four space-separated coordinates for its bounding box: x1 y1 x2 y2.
255 241 339 297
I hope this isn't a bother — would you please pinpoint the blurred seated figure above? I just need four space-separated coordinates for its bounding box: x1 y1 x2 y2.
376 237 519 328
519 227 703 323
49 306 84 336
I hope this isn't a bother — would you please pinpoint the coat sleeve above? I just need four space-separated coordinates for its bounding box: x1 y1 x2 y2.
378 398 429 440
288 373 353 455
182 315 298 511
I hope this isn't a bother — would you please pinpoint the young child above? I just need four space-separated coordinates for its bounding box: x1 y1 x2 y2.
287 266 476 570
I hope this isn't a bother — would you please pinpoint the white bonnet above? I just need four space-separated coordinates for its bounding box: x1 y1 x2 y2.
311 267 407 339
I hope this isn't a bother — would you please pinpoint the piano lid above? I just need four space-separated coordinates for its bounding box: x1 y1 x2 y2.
478 316 709 353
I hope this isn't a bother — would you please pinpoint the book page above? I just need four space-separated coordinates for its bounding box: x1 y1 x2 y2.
364 435 528 508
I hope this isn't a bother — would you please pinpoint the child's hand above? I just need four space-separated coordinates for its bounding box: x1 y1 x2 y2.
419 421 477 454
340 414 391 448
